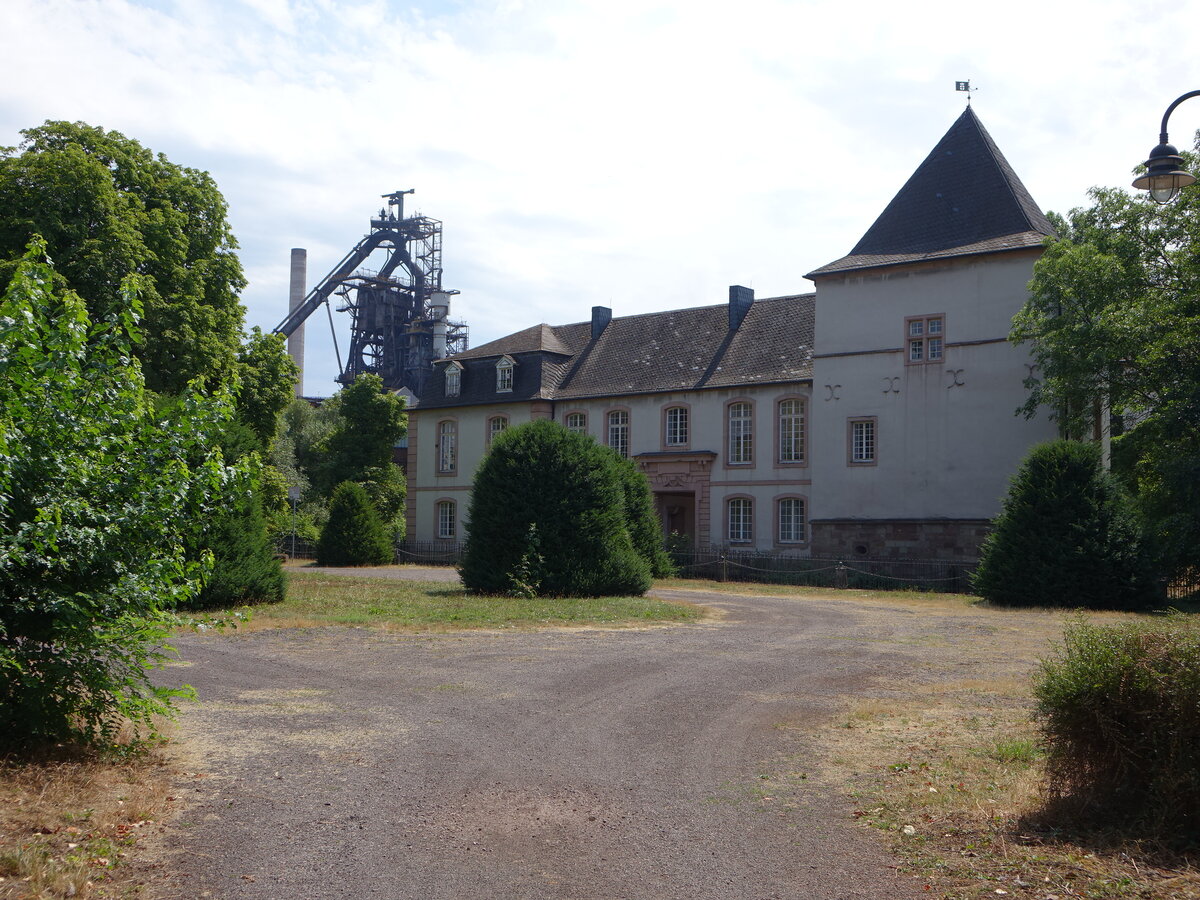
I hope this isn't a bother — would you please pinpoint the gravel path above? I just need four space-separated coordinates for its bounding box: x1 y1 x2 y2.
148 580 925 899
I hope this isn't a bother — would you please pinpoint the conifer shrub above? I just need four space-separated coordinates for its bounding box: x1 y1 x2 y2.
972 440 1157 608
190 488 285 608
1034 615 1200 841
460 420 653 597
316 481 394 566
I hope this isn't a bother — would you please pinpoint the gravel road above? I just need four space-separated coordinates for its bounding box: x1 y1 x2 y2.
148 582 926 899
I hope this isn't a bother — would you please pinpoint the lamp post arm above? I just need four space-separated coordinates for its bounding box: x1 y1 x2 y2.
1158 90 1200 144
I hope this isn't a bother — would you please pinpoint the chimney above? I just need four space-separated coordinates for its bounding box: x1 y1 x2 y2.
728 285 754 330
288 248 306 397
591 305 612 340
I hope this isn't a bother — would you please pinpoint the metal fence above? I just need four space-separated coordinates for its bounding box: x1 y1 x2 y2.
668 547 977 593
1168 569 1200 601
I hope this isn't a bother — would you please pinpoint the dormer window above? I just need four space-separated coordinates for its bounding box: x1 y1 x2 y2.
496 357 515 392
444 362 462 397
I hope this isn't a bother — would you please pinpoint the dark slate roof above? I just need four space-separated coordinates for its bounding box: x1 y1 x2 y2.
414 293 814 410
807 107 1055 278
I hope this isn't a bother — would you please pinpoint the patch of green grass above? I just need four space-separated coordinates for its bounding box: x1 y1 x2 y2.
227 571 703 631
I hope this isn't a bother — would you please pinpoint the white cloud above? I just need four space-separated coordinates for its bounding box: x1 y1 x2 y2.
3 0 1199 394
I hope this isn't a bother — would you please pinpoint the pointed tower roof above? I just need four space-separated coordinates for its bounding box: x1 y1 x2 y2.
806 107 1055 278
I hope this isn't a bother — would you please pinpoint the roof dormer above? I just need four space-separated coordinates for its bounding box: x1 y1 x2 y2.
495 355 515 393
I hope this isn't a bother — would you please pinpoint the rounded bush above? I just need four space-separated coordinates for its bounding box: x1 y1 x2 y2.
317 481 394 566
972 440 1156 608
460 420 654 597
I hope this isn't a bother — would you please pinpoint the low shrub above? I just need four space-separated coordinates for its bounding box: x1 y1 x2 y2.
1033 615 1200 842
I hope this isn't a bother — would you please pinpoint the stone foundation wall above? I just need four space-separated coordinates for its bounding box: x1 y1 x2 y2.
810 519 990 560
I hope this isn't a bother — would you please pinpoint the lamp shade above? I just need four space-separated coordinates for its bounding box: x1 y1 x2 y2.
1132 141 1197 203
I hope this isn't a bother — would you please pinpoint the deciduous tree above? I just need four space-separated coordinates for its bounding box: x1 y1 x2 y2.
0 242 246 748
1014 141 1200 579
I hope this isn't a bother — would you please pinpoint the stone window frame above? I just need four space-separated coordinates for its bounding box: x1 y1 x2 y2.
662 403 691 450
606 407 631 458
495 356 515 392
725 399 755 468
776 395 807 466
775 494 808 545
563 410 588 434
435 498 457 539
436 418 458 475
847 416 877 466
486 414 509 449
904 314 945 365
726 495 754 544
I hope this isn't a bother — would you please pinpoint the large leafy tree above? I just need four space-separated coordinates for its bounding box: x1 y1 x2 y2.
0 242 247 748
1013 139 1200 578
0 120 246 394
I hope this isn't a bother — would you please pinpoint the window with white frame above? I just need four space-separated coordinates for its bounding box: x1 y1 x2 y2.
444 364 461 397
727 497 753 543
728 401 753 465
564 411 587 433
496 357 514 392
607 410 629 457
778 399 806 463
437 419 457 473
664 406 688 447
906 315 944 364
487 415 509 447
436 500 456 538
778 497 806 543
849 417 876 465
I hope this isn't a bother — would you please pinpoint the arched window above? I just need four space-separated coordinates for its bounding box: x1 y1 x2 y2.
564 411 587 433
437 420 457 473
777 497 806 544
727 497 753 543
778 398 806 464
727 401 753 465
487 415 509 447
607 409 630 457
436 500 457 539
664 405 689 447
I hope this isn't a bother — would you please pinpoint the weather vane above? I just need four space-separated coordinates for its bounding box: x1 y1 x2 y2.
955 80 977 105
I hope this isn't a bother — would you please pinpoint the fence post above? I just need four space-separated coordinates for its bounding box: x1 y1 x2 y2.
720 552 728 583
835 561 848 589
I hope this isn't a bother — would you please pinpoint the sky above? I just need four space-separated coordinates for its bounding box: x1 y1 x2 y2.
2 0 1197 395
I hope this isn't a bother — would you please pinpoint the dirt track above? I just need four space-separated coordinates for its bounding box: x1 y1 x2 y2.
147 583 931 899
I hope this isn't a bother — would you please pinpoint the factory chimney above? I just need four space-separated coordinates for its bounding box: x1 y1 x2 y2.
288 249 306 397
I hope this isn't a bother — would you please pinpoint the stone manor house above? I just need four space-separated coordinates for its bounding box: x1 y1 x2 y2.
404 108 1060 560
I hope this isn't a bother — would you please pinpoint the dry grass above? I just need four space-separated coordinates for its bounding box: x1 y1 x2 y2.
0 728 179 900
814 600 1200 899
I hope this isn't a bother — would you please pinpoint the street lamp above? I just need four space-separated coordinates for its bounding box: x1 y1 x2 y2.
1132 90 1200 203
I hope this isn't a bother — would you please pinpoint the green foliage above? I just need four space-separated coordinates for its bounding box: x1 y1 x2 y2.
1016 145 1200 580
1033 615 1200 840
313 373 407 495
234 327 298 452
316 482 394 567
972 441 1156 609
190 483 285 609
0 121 247 394
460 420 653 597
0 243 244 749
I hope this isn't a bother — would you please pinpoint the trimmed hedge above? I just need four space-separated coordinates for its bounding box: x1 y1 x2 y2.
459 420 654 597
1034 615 1200 841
